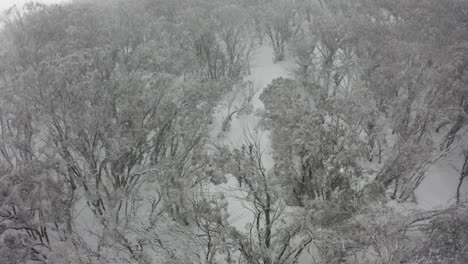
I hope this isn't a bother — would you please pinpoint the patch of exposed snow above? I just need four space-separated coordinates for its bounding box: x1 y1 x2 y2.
415 133 468 209
207 45 295 235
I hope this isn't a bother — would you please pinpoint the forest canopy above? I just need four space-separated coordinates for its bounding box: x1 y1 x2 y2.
0 0 467 263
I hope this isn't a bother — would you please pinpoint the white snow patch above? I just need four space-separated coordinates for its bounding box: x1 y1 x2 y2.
207 45 295 238
415 138 468 209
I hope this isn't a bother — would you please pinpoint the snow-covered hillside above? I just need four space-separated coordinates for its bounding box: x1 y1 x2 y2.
207 45 295 232
207 44 468 263
415 134 468 209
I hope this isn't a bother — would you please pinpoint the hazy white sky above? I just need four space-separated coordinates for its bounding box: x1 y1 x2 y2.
0 0 68 12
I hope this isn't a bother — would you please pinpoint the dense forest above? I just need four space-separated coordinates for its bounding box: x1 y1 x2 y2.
0 0 468 263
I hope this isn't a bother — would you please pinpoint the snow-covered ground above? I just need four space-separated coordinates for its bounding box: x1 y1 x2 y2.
207 45 295 232
415 132 468 209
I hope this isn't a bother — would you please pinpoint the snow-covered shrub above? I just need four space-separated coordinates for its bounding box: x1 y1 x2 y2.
415 206 468 263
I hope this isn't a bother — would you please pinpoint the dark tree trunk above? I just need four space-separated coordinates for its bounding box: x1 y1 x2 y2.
456 155 468 204
445 114 466 149
444 97 467 149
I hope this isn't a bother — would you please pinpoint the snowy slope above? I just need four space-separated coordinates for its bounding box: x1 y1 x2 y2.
415 131 468 209
207 44 468 264
207 45 295 232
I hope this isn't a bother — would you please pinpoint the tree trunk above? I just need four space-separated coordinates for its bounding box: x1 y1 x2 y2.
445 114 466 149
456 155 468 204
444 97 467 149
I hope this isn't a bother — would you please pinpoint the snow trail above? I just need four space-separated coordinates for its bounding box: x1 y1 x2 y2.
207 45 294 232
